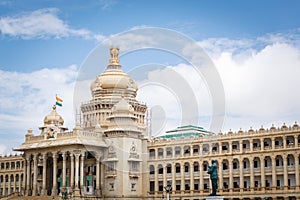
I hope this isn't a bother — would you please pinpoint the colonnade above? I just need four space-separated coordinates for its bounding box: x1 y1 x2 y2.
149 152 300 199
23 150 103 196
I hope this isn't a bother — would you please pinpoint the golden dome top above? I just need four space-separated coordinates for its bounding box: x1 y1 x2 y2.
90 47 138 99
43 105 64 126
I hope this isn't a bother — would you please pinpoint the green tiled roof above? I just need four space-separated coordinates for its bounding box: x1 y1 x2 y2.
156 125 212 139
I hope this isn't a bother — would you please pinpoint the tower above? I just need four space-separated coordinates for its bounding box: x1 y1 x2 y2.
81 47 148 199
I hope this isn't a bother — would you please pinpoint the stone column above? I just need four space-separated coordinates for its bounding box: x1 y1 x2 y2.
95 157 100 196
75 154 80 189
23 159 27 195
229 158 233 192
199 160 204 194
181 163 184 194
260 156 265 192
171 163 176 195
229 141 233 154
271 137 275 149
18 173 22 194
239 157 244 192
42 153 47 195
283 154 288 190
283 136 287 149
163 163 167 188
271 155 276 190
219 142 222 154
26 157 31 196
154 164 158 193
199 144 203 155
239 140 243 153
218 159 223 192
62 152 66 188
295 153 299 190
250 139 253 152
2 174 4 195
32 154 37 196
8 175 10 195
294 135 298 147
190 161 194 194
52 153 57 196
249 157 254 192
100 162 104 191
70 153 74 189
80 152 85 191
13 174 16 194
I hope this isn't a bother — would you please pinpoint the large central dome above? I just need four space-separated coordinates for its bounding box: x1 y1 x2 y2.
90 47 138 100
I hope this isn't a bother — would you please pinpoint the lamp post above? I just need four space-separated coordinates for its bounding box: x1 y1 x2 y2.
164 184 172 200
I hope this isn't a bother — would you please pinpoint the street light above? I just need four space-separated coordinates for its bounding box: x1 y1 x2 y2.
164 183 172 200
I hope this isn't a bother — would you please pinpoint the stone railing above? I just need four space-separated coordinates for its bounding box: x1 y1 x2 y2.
25 131 102 143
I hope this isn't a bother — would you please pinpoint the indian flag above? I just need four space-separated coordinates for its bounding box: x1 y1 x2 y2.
56 95 63 107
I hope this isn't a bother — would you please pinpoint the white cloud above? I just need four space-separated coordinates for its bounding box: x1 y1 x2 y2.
0 8 105 40
1 29 300 149
135 64 213 136
136 33 300 134
198 36 300 132
0 65 78 148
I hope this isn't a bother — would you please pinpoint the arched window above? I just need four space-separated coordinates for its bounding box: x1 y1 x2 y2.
158 164 163 174
158 148 164 158
203 161 209 171
166 164 172 174
175 163 180 173
184 146 190 155
222 159 229 170
149 149 155 158
149 165 155 175
287 154 295 166
184 162 189 173
253 157 260 168
16 161 20 169
175 147 181 156
232 159 239 170
194 162 199 172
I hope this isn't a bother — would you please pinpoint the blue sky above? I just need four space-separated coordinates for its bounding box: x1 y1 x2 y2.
1 0 300 154
1 0 300 71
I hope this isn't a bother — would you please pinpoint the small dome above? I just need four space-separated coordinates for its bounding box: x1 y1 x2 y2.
44 105 64 126
259 125 265 133
248 127 254 134
238 128 244 134
270 124 276 131
293 121 299 129
281 123 287 130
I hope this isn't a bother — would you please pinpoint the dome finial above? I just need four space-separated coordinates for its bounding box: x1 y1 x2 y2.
52 104 56 110
109 46 120 65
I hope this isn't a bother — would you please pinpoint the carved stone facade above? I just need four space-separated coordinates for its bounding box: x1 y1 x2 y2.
0 48 299 200
147 124 300 200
